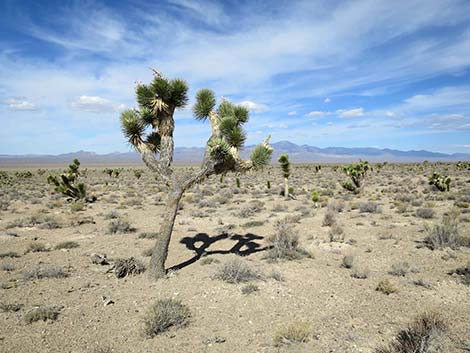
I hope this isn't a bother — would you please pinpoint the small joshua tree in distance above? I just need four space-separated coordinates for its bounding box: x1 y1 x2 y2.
120 69 273 280
342 160 370 193
278 154 290 200
47 158 95 202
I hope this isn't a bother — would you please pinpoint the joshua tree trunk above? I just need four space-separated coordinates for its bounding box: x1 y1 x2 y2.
284 177 289 200
147 187 184 280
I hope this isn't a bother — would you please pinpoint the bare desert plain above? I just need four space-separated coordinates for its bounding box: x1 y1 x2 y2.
0 163 469 353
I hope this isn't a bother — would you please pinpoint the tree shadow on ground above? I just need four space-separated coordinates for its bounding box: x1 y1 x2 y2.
169 232 266 271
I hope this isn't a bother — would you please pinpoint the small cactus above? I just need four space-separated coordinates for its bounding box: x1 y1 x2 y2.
236 177 241 188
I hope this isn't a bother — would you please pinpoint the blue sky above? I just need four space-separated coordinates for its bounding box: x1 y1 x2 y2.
1 0 470 154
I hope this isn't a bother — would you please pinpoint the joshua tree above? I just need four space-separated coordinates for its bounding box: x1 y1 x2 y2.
278 154 290 199
120 70 273 280
342 160 370 193
47 158 95 202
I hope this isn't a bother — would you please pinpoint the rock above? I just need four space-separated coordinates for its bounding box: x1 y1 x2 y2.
90 253 109 265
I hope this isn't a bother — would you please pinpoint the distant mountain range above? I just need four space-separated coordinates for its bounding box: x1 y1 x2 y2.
1 141 469 166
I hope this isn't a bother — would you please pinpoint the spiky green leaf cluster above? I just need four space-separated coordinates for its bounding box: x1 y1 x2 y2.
208 137 231 161
121 75 188 151
428 172 451 192
250 144 273 169
278 154 290 178
193 89 216 120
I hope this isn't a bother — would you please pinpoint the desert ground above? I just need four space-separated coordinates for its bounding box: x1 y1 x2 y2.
0 163 469 353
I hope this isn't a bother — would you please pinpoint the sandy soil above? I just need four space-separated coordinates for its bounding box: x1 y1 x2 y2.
0 163 469 353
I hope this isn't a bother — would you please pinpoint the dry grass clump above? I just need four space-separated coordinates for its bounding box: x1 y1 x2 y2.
0 251 20 258
113 257 145 278
23 265 68 281
24 305 62 324
54 241 79 250
322 210 336 227
376 279 397 295
241 283 259 295
424 213 460 249
375 312 446 353
265 220 310 261
415 208 435 219
200 257 219 266
449 262 470 285
108 218 136 234
0 303 24 312
274 321 310 346
25 242 49 253
329 224 345 242
389 262 410 277
143 299 191 338
213 257 261 283
138 232 159 239
359 202 381 213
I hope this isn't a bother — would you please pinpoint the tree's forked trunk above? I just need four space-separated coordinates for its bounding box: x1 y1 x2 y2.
147 187 184 280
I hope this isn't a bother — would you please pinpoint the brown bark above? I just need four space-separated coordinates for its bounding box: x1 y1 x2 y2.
147 187 184 280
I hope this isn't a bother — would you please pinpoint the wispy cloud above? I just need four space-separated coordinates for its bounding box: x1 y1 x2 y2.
69 96 126 113
2 98 38 111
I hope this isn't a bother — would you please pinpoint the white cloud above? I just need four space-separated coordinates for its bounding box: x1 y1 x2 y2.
337 107 364 118
324 97 331 103
69 95 126 113
279 123 289 129
238 100 269 112
288 111 297 115
306 111 327 117
3 98 38 111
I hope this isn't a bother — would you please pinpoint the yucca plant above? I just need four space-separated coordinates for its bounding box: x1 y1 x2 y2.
342 160 370 193
428 172 451 192
47 159 95 202
120 69 273 280
278 154 291 199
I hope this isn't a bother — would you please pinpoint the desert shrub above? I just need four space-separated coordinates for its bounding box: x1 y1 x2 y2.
103 210 120 219
327 200 345 213
269 268 283 281
108 219 136 234
138 232 159 239
200 257 219 265
374 312 446 353
376 279 397 295
359 202 381 213
24 305 62 324
213 257 261 283
241 283 259 295
351 265 369 279
449 262 470 285
0 251 20 258
54 241 80 250
2 263 15 272
241 220 265 228
389 262 410 277
265 220 309 261
0 303 24 312
274 322 310 346
70 202 85 212
114 257 145 278
322 210 336 227
25 242 49 253
424 213 459 250
413 279 433 289
329 224 345 242
143 299 191 337
415 208 435 219
341 255 354 269
238 200 264 217
23 266 68 281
